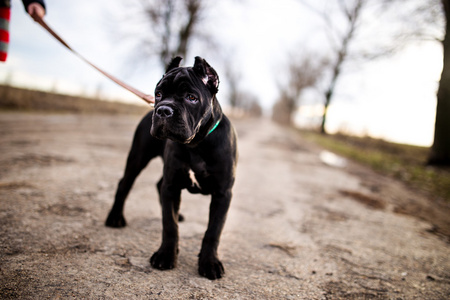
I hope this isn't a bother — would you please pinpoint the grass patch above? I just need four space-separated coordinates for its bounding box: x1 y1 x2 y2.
301 130 450 202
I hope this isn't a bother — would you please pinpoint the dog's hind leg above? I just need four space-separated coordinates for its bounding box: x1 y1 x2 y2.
105 111 164 228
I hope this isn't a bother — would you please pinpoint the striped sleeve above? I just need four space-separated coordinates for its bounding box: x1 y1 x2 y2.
0 6 10 62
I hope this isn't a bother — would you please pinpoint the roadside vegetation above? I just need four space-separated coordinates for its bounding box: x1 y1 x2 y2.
0 84 149 115
301 130 450 203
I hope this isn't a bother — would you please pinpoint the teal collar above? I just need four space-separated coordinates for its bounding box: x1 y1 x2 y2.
207 119 221 136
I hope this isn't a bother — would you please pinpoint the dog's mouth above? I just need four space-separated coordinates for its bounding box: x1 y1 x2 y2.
151 109 196 144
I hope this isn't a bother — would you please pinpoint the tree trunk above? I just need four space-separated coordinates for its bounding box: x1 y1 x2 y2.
320 48 345 134
320 91 332 134
428 0 450 166
176 0 200 59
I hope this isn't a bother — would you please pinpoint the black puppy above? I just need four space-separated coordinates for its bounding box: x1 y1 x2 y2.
105 57 237 280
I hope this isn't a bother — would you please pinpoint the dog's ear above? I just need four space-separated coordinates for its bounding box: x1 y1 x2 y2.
193 56 219 94
166 56 183 73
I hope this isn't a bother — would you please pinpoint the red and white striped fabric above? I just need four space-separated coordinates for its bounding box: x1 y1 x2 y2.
0 6 10 61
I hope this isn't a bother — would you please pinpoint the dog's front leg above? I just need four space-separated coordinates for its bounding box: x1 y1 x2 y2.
198 190 232 280
150 187 181 270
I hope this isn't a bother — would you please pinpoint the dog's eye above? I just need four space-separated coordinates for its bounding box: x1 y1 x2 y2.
187 94 198 103
155 92 162 99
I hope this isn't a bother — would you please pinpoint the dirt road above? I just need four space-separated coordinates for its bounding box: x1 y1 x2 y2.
1 112 449 299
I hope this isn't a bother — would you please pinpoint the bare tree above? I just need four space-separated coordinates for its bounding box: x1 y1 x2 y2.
236 91 263 118
273 54 328 125
246 98 263 117
322 0 364 134
224 64 242 109
272 91 295 126
130 0 210 69
223 63 263 117
300 0 443 134
300 0 370 133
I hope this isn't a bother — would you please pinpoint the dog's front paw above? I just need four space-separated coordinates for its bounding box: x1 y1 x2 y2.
105 211 127 228
198 255 225 280
150 248 177 270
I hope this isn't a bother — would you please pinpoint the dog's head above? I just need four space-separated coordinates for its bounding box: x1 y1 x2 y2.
151 56 221 144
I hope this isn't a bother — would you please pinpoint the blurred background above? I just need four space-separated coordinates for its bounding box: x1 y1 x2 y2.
0 0 444 147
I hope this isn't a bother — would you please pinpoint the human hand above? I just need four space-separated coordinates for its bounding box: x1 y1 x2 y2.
27 3 45 22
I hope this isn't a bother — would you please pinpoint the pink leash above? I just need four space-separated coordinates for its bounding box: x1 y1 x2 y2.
35 16 155 105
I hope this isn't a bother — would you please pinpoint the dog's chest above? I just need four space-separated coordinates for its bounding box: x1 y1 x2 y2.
188 169 201 188
189 153 208 179
187 151 211 190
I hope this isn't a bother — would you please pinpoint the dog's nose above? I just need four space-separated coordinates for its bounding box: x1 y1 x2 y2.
156 105 174 118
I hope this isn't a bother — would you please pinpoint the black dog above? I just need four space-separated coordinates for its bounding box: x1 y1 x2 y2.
105 57 237 280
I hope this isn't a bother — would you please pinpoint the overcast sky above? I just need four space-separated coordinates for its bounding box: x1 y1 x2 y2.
0 0 442 146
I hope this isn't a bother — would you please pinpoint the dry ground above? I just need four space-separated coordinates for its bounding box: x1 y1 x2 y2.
0 112 449 299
